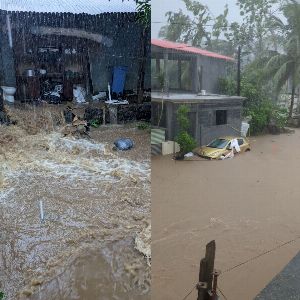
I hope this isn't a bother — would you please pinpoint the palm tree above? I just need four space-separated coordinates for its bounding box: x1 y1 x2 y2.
265 0 300 118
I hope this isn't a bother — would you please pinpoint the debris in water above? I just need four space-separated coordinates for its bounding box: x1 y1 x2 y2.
39 200 44 223
21 289 33 297
114 138 134 151
30 278 43 286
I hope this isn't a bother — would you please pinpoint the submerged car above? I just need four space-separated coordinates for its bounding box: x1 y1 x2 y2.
194 136 251 159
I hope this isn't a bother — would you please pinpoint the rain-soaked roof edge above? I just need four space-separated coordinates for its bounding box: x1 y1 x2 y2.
0 0 137 15
152 39 235 62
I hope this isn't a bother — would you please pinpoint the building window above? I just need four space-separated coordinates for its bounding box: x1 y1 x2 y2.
216 110 227 125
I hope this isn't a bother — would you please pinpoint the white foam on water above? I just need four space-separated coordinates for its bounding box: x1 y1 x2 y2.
0 187 15 205
47 134 106 155
0 134 150 204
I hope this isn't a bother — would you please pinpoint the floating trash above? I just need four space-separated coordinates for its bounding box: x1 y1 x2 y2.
114 138 134 151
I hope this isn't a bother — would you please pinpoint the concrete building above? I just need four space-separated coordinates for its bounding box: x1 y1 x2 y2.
152 92 245 147
151 39 235 94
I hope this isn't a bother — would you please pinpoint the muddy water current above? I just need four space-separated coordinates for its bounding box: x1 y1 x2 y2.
0 128 150 300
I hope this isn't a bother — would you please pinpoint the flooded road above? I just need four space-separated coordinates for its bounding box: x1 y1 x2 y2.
0 124 150 300
152 130 300 300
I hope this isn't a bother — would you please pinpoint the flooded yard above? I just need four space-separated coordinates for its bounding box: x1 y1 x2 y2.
0 121 150 300
152 130 300 300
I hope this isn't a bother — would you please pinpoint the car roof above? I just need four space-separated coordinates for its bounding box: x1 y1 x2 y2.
217 136 242 140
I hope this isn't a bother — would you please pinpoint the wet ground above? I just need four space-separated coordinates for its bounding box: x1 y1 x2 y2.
152 130 300 300
0 121 150 300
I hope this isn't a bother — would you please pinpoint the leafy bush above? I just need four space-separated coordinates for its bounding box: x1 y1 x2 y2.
244 102 272 134
176 105 190 131
137 122 151 131
0 291 5 300
175 105 197 154
244 102 288 134
176 131 197 154
219 77 237 96
271 106 288 128
219 76 288 134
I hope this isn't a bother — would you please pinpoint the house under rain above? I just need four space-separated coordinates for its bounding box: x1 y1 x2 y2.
0 0 150 122
151 39 246 153
151 39 234 94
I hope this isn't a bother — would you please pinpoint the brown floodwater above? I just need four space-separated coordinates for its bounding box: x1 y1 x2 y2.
152 130 300 300
0 124 150 300
28 240 149 300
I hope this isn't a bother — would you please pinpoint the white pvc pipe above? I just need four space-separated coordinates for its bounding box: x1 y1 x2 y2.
108 82 112 101
6 14 13 48
39 200 44 223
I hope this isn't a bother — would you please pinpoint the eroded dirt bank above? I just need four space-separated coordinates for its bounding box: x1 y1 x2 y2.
0 122 150 300
152 130 300 300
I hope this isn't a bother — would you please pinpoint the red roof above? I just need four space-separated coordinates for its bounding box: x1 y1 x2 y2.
151 39 235 62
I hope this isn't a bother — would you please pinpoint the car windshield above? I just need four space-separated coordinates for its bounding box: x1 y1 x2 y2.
207 139 229 149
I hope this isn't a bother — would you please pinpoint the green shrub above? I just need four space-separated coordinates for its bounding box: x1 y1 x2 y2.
176 105 190 131
176 131 197 154
244 102 272 134
219 77 237 96
219 76 287 134
175 105 197 154
244 102 288 134
137 122 151 130
271 106 288 128
0 291 5 300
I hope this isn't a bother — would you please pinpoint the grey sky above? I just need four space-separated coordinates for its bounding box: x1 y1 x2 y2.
151 0 243 38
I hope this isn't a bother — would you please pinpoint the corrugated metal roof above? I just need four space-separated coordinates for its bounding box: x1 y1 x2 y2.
151 39 235 62
0 0 136 14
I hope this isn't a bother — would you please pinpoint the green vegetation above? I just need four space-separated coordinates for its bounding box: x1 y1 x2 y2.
90 119 101 128
175 105 197 154
219 76 288 134
136 0 150 28
264 0 300 118
0 291 5 300
137 122 151 131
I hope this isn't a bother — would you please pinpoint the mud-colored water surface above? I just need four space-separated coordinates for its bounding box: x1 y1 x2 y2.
152 130 300 300
0 123 150 300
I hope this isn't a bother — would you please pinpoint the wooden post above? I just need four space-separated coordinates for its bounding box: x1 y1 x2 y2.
197 258 208 300
197 240 216 300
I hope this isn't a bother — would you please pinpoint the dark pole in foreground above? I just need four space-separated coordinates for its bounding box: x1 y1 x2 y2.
237 45 241 96
197 240 216 300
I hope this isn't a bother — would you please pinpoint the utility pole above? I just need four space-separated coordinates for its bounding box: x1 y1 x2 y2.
237 45 241 96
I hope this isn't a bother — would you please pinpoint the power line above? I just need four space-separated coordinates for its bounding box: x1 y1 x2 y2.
221 235 300 275
180 234 300 300
181 284 197 300
217 286 229 300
